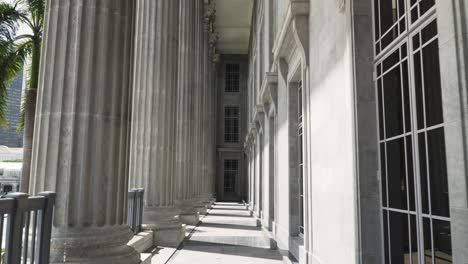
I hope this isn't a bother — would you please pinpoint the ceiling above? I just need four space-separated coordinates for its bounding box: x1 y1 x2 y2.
214 0 254 54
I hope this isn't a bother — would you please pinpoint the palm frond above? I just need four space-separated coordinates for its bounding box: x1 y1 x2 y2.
0 39 31 128
0 0 43 129
0 2 23 42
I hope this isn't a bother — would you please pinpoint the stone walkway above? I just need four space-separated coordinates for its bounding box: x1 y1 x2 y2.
159 202 283 264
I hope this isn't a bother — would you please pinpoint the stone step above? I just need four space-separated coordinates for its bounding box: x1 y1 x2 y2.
128 231 154 253
140 253 152 264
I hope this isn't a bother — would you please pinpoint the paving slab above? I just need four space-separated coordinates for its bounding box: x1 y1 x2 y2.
160 202 283 264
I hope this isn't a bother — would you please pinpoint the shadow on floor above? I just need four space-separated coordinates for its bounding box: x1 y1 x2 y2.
210 207 248 211
207 213 252 218
181 240 283 261
199 222 260 231
213 202 244 206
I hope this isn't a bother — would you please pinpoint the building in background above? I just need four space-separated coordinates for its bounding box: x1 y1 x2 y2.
0 70 23 148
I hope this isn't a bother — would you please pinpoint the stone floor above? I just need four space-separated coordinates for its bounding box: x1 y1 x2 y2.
154 202 283 264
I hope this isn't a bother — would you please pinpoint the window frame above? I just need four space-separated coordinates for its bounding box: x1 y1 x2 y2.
374 2 451 262
224 105 241 144
225 63 241 93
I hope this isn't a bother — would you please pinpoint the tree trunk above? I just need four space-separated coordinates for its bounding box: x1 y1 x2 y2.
19 89 36 193
19 40 40 193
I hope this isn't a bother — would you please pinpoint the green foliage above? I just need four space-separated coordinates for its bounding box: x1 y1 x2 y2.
0 0 43 130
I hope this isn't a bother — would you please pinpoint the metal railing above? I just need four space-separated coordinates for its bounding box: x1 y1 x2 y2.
127 188 144 235
0 192 55 264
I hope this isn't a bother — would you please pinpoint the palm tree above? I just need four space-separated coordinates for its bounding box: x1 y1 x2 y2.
0 0 44 193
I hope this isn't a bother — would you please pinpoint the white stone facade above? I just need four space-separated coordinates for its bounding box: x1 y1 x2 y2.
245 0 468 263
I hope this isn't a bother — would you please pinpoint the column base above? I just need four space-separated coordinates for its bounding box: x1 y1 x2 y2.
175 200 200 225
143 207 186 247
179 213 200 225
50 226 140 264
194 198 209 215
195 206 207 215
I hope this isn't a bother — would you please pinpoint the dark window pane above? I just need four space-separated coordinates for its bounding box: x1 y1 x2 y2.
433 219 452 263
411 6 419 24
419 133 430 214
406 136 416 211
413 33 421 50
402 61 411 132
383 210 390 264
423 218 432 263
374 0 380 38
381 143 388 207
422 40 444 127
427 128 450 217
398 0 405 18
224 106 240 143
400 19 406 34
382 27 399 51
410 215 419 263
420 0 435 18
380 0 398 36
383 67 404 138
378 79 385 140
383 49 400 72
422 20 438 43
224 159 239 193
401 43 408 59
387 138 407 210
379 0 402 51
225 63 240 93
389 212 410 264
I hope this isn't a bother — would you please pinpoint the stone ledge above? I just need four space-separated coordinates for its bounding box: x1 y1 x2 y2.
128 231 154 254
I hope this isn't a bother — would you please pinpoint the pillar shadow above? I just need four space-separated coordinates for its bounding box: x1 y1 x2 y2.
200 222 260 231
180 240 283 261
207 213 252 218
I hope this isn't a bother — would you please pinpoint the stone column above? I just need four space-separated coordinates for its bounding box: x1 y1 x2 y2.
192 0 207 215
200 6 214 208
207 5 219 205
175 0 199 225
29 0 139 263
128 0 185 246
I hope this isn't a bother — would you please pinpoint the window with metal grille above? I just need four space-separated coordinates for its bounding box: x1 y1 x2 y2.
373 1 451 263
225 64 240 93
224 159 239 193
224 106 240 143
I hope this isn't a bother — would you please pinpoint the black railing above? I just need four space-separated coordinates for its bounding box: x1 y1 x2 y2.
0 192 55 264
127 188 144 234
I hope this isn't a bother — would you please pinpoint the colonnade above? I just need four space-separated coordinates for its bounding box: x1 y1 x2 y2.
128 0 218 246
29 0 218 262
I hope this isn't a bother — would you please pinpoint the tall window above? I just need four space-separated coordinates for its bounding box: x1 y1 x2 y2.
224 159 239 193
298 82 304 234
224 106 240 143
374 1 451 263
225 64 240 93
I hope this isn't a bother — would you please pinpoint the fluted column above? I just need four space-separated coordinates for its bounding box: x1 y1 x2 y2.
206 1 218 204
200 5 213 208
128 0 184 246
192 0 206 214
29 1 139 263
175 0 199 224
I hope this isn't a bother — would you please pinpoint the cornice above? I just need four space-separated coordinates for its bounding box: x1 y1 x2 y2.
272 0 310 66
260 72 278 117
